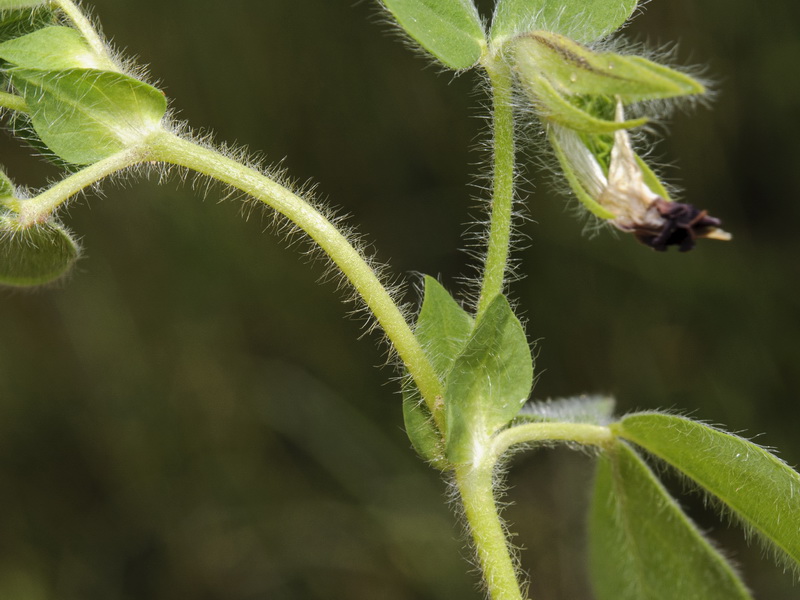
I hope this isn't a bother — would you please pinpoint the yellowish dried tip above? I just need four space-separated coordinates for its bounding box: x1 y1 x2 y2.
703 229 733 242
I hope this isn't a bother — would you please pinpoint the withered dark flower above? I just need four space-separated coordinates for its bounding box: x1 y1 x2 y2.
549 101 731 251
631 198 729 252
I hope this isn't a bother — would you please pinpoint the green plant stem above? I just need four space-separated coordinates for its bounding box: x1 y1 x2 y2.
455 461 526 600
148 131 444 420
490 422 614 463
454 423 614 600
11 146 147 226
476 58 516 319
53 0 107 58
0 91 29 113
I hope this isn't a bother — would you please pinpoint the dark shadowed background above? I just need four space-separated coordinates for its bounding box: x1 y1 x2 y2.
1 0 799 598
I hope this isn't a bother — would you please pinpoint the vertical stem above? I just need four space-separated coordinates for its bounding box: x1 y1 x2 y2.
148 131 445 423
477 59 516 319
455 462 526 600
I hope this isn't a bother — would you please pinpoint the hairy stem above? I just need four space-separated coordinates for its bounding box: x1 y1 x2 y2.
455 461 526 600
490 422 614 464
456 424 615 600
148 131 444 420
52 0 107 58
11 146 147 226
0 91 29 113
477 59 516 319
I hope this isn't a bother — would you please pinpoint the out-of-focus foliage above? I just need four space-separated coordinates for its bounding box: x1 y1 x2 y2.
0 0 798 598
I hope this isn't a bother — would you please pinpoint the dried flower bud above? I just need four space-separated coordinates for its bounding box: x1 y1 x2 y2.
508 31 728 251
549 101 731 251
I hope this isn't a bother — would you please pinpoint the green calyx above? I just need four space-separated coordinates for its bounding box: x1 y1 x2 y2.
512 31 705 133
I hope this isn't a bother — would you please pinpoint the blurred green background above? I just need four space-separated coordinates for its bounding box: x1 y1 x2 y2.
1 0 799 598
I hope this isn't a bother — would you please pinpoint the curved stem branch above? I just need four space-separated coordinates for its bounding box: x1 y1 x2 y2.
11 145 147 226
490 422 614 464
148 131 444 421
477 59 516 319
0 91 29 114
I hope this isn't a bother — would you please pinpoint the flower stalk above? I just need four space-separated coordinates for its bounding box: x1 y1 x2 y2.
477 57 517 319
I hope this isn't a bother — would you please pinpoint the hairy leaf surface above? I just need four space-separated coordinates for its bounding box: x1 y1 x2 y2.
402 276 473 468
0 26 112 70
445 294 532 463
617 413 800 570
381 0 484 70
492 0 638 44
0 217 79 286
10 68 166 164
590 441 752 600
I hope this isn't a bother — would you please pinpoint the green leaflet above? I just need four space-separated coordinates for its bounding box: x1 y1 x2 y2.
616 413 800 570
0 172 79 287
0 0 46 9
414 275 474 376
0 26 114 70
491 0 638 45
402 276 473 469
0 216 80 287
0 6 56 45
381 0 485 70
445 294 532 464
590 441 752 600
513 31 704 105
10 68 167 165
402 390 448 469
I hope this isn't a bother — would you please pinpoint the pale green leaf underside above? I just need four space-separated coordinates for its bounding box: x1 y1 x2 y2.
492 0 638 44
0 217 79 286
517 395 615 425
382 0 484 70
445 294 532 463
617 413 800 569
590 442 752 600
11 68 167 164
0 26 102 70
